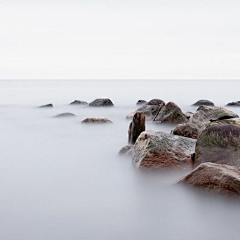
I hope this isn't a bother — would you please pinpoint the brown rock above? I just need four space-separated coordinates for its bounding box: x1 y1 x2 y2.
81 118 112 123
171 123 200 139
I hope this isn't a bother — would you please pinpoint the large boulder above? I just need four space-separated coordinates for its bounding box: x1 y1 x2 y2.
89 98 114 107
128 112 145 144
133 131 196 169
192 100 214 106
194 124 240 168
153 102 188 124
178 162 240 197
226 101 240 106
81 118 112 123
171 123 200 139
70 100 88 105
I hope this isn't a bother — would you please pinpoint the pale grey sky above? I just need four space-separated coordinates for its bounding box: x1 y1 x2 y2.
0 0 239 79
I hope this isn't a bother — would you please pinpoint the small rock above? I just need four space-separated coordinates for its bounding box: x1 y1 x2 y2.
136 100 147 105
226 101 240 106
81 118 113 123
118 145 134 157
147 99 165 106
192 100 214 106
70 100 88 105
39 104 53 108
171 123 200 139
89 98 114 107
55 113 76 118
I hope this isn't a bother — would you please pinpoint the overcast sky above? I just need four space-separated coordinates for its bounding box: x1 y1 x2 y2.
0 0 239 79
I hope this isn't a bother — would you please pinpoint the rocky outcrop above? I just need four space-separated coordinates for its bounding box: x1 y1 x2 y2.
81 118 113 123
171 123 200 139
226 101 240 106
89 98 114 107
54 113 76 118
153 102 188 124
133 131 196 169
136 100 147 105
118 145 134 157
70 100 88 105
194 124 240 168
178 162 240 197
39 104 53 108
128 112 145 144
192 100 214 106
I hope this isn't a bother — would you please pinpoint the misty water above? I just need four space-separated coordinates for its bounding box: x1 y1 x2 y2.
1 80 240 240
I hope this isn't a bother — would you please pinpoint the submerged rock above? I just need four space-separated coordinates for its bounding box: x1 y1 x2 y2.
147 99 165 106
128 112 145 144
70 100 88 105
89 98 114 107
133 131 196 169
171 123 200 139
153 102 188 124
54 113 76 118
226 101 240 107
136 100 147 105
194 124 240 168
192 100 214 106
39 104 53 108
81 118 112 123
178 162 240 197
118 145 134 157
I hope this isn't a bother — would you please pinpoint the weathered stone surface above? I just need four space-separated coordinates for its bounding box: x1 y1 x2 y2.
226 101 240 106
194 124 240 168
184 112 194 119
55 113 76 118
89 98 114 107
118 145 134 157
39 104 53 108
192 100 214 106
147 99 165 106
81 118 112 123
136 100 147 105
171 123 200 139
178 162 240 197
153 102 188 124
70 100 88 105
133 130 196 169
128 112 145 144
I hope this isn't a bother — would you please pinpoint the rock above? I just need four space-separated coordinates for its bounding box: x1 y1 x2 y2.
70 100 88 105
226 101 240 106
128 112 145 144
147 99 165 106
153 102 188 124
192 100 214 106
89 98 114 107
171 123 200 139
194 124 240 168
136 100 147 105
133 130 196 169
39 104 53 108
184 112 194 119
118 145 134 157
178 162 240 197
54 113 76 118
81 118 112 123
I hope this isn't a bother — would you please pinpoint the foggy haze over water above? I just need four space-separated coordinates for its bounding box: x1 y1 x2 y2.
1 80 240 240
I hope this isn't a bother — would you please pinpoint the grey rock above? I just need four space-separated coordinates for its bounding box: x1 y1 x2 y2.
39 104 53 108
70 100 88 105
192 100 214 106
89 98 114 107
81 118 112 123
55 113 76 118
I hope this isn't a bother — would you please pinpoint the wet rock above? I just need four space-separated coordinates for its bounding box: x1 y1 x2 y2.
192 100 214 106
70 100 88 105
136 100 147 105
54 113 76 118
128 112 145 144
171 123 200 139
226 101 240 107
39 104 53 108
133 130 196 169
118 145 134 157
153 102 188 124
89 98 114 107
194 124 240 168
178 162 240 197
81 118 113 123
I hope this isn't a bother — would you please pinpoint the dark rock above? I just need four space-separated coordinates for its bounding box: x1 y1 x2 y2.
70 100 88 105
171 123 200 139
118 145 134 157
39 104 53 108
128 112 145 144
81 118 112 123
226 101 240 106
133 130 196 169
55 113 76 118
178 162 240 197
147 99 165 106
89 98 114 107
192 100 214 106
194 124 240 168
153 102 188 124
136 100 147 105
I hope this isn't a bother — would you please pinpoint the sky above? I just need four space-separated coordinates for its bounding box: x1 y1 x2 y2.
0 0 239 79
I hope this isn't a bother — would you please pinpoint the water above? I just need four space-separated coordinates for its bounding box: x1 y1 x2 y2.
0 80 240 240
